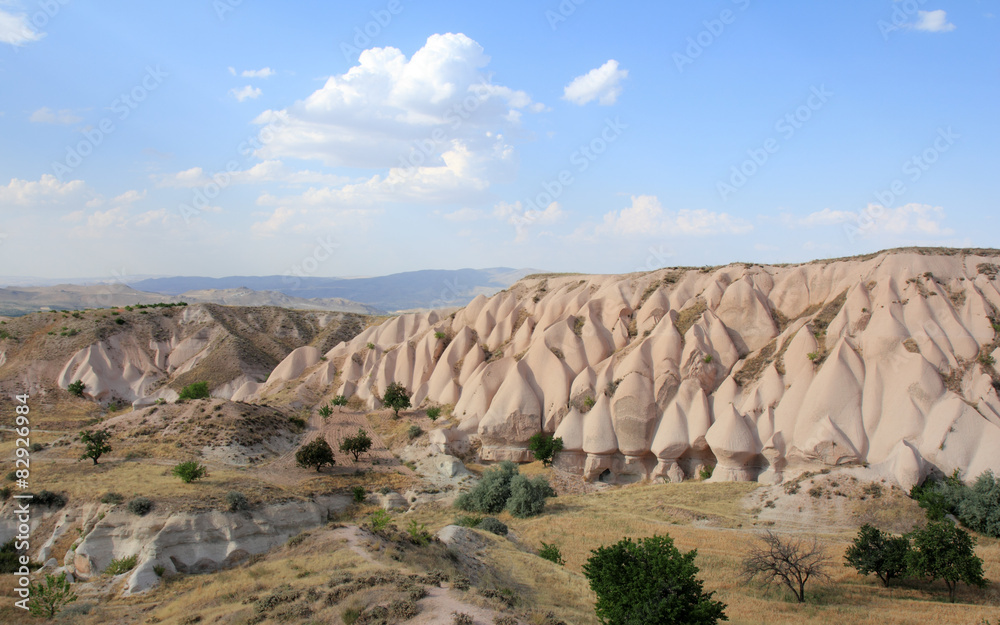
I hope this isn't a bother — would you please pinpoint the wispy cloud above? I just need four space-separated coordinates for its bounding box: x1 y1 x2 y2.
912 10 956 32
230 85 262 102
30 107 82 125
0 9 43 46
599 195 752 237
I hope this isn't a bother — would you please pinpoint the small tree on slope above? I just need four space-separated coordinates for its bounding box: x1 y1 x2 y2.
382 382 411 417
844 524 911 587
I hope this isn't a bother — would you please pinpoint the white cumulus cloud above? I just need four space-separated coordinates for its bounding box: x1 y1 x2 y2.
563 60 628 106
0 175 89 206
251 33 541 171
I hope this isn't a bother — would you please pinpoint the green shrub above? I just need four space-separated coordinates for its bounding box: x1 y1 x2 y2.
957 470 1000 537
26 572 77 618
226 491 249 512
114 317 126 325
288 415 307 429
528 432 563 467
153 565 166 577
1 540 28 574
699 465 714 481
0 487 10 501
178 381 210 400
318 404 333 419
911 470 966 521
68 380 86 397
369 509 392 532
407 520 431 545
435 331 447 340
172 461 208 483
454 515 482 528
32 490 67 508
506 474 556 518
583 396 595 409
538 542 565 565
104 554 138 576
476 517 508 536
407 425 423 440
127 496 153 516
29 442 44 452
455 461 519 514
426 406 442 421
100 492 124 505
352 486 366 503
331 395 349 406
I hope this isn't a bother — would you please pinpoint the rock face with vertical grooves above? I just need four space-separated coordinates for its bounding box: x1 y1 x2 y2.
255 249 1000 486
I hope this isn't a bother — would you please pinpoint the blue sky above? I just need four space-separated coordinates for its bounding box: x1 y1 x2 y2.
1 1 997 280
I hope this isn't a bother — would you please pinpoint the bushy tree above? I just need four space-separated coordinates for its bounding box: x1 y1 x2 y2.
506 474 556 518
178 381 210 400
79 429 112 465
539 542 565 565
340 428 373 462
528 432 564 467
957 470 1000 538
382 382 411 417
318 404 333 419
910 470 966 521
67 380 86 397
296 438 335 472
583 534 728 625
27 572 77 618
844 524 910 587
907 521 988 603
171 461 208 483
741 531 831 603
455 461 519 514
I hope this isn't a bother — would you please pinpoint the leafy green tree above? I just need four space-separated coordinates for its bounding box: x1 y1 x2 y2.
79 429 112 465
382 382 411 417
506 474 556 518
318 404 333 419
67 380 86 397
178 381 210 400
296 438 335 472
455 461 519 514
907 521 988 603
528 432 564 467
582 534 728 625
957 470 1000 538
339 428 373 462
171 461 208 483
910 470 966 521
27 572 77 618
844 524 911 587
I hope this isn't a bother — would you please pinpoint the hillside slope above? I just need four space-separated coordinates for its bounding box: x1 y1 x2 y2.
261 248 1000 487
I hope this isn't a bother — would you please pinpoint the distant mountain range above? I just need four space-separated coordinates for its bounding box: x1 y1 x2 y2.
0 268 537 317
127 268 535 312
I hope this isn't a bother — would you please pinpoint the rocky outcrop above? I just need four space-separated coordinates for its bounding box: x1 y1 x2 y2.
69 496 349 595
256 250 1000 486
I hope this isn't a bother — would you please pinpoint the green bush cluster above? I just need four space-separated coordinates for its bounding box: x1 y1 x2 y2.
226 491 250 512
476 517 508 536
127 496 153 516
178 381 210 400
454 461 555 519
172 461 208 483
911 470 1000 538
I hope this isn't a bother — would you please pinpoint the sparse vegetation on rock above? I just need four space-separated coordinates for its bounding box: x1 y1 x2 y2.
528 432 563 467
